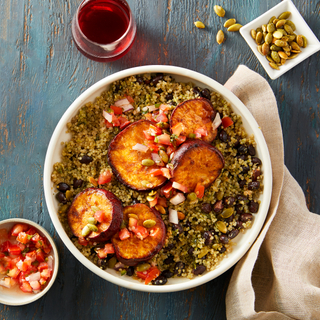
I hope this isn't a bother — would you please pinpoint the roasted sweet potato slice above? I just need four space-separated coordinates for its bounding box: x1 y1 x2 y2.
68 188 123 242
107 119 167 191
171 140 224 193
112 204 166 266
170 98 217 142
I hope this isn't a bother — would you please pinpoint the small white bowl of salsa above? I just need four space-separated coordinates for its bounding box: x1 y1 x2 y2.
0 218 59 306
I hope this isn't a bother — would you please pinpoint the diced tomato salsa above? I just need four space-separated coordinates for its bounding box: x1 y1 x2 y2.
0 223 54 294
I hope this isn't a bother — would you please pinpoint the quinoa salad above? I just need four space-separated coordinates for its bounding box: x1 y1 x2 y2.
51 73 263 285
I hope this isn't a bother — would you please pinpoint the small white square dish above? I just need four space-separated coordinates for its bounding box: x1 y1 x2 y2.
240 0 320 80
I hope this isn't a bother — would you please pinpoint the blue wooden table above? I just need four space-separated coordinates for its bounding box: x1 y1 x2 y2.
0 0 319 319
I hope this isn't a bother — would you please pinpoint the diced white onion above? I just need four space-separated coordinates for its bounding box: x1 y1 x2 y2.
170 193 186 205
103 110 112 123
121 104 134 112
114 98 130 107
172 182 188 193
16 260 23 270
47 255 54 270
168 208 179 224
26 272 40 282
212 112 222 130
151 153 161 162
132 143 149 152
0 278 11 288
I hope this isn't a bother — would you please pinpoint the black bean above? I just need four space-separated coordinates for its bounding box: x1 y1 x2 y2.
241 166 250 174
126 266 134 277
114 84 120 93
97 259 108 269
164 243 175 252
240 213 253 222
219 246 226 253
188 247 194 255
237 154 248 161
237 195 248 203
172 223 183 234
225 214 234 223
174 262 185 275
73 178 83 189
219 130 229 142
184 221 191 230
193 265 206 275
200 88 211 100
202 203 212 214
161 269 174 278
252 169 261 181
213 200 224 212
152 275 168 285
251 157 262 165
57 183 70 192
248 181 260 190
228 229 239 239
151 74 163 86
238 145 248 155
193 86 201 95
164 255 174 265
203 231 214 246
219 235 229 244
144 79 151 85
80 155 93 164
136 76 144 84
224 197 235 207
165 93 173 101
233 136 241 149
236 220 243 229
56 192 67 204
248 145 256 156
249 201 260 213
131 198 139 205
155 88 163 94
238 179 246 188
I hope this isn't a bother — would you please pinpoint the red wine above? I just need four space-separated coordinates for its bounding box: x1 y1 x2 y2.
78 0 129 44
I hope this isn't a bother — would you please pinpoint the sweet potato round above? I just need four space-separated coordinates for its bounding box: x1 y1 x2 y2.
170 98 218 142
107 120 167 191
67 188 123 242
111 204 166 266
171 139 224 193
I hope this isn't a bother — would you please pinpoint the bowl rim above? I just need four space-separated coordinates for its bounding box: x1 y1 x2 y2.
0 218 59 305
43 65 272 292
240 0 320 80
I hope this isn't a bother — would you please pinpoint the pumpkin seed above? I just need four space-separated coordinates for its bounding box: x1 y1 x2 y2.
291 50 301 54
270 44 281 51
221 207 234 219
266 55 274 63
141 180 153 188
214 5 225 17
271 50 280 63
265 32 273 44
274 40 287 47
296 35 303 47
136 263 151 271
269 16 276 24
108 257 117 269
269 62 279 70
81 225 91 237
287 53 299 59
194 21 205 29
224 19 236 28
290 41 301 51
267 23 276 33
155 205 166 214
146 195 156 202
302 36 307 48
142 159 154 166
284 24 293 35
250 29 257 40
88 176 98 187
143 219 156 228
273 30 283 39
66 190 72 201
278 51 288 59
273 18 279 25
178 212 186 220
198 247 210 259
128 213 139 219
58 204 69 214
262 43 270 56
87 224 98 232
187 192 197 202
216 221 227 234
87 217 97 225
280 58 286 65
256 31 263 44
285 20 296 31
227 24 242 32
262 24 267 33
278 11 291 20
288 35 296 42
277 28 287 36
159 149 169 163
256 27 263 33
216 30 225 45
257 45 263 55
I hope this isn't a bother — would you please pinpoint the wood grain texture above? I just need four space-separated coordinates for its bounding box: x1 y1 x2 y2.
0 0 319 319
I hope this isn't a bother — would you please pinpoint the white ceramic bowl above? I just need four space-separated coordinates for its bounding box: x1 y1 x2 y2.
0 218 59 305
43 65 272 292
240 0 320 80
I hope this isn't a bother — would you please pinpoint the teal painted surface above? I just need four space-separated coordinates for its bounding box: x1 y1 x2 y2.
0 0 319 319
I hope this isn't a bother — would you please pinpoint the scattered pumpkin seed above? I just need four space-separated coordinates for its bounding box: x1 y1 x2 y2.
108 257 117 269
216 191 224 201
88 176 98 187
155 205 166 214
194 21 205 29
178 212 186 220
214 5 225 17
227 23 242 32
159 149 169 163
142 159 155 166
220 208 234 219
146 195 156 202
216 221 227 234
87 217 97 225
81 225 91 237
136 263 151 271
187 192 197 202
66 190 72 201
216 30 225 45
198 247 210 259
143 219 156 228
278 11 291 20
224 19 236 28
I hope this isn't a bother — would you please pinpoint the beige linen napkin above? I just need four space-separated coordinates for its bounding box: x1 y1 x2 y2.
224 65 320 320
